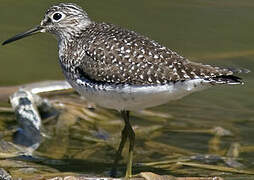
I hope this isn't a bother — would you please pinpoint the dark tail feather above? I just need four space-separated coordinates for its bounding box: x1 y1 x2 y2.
208 75 243 85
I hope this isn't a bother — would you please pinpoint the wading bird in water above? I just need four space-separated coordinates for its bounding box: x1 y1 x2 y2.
2 3 248 178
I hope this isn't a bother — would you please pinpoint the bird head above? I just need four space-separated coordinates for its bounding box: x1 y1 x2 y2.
2 3 91 45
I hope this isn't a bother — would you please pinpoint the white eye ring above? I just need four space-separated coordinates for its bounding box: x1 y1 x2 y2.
51 12 66 22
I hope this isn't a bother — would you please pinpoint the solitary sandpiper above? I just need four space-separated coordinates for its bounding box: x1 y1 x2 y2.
2 3 247 178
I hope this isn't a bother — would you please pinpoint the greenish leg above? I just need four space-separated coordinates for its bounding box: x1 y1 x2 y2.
110 110 135 179
111 122 128 177
123 110 135 179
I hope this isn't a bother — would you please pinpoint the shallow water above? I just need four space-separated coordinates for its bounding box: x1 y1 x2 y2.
0 0 254 179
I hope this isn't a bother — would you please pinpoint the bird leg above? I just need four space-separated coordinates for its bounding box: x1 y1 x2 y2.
124 110 135 179
111 120 128 177
110 110 135 179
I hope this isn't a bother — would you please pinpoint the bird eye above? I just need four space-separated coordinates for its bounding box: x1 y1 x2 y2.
52 12 64 22
53 13 62 20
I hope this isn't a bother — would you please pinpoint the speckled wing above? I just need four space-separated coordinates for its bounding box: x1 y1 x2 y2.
80 22 241 85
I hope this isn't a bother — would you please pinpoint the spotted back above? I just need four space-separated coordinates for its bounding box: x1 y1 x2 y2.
73 22 236 85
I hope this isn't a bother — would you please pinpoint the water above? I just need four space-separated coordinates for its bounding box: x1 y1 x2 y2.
0 0 254 179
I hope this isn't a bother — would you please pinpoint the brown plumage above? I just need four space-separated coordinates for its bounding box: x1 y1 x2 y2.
74 22 242 85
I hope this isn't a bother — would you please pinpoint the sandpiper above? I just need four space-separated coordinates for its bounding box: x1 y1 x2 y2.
2 3 247 178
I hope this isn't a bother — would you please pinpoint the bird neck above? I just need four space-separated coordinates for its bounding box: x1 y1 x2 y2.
55 29 79 43
55 20 92 42
58 37 81 72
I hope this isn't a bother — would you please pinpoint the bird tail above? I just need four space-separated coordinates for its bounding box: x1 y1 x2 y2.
207 67 250 85
207 75 243 85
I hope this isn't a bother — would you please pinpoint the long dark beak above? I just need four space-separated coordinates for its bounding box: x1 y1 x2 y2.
2 26 43 46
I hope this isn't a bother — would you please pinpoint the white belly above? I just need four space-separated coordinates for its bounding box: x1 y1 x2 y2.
68 78 210 111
